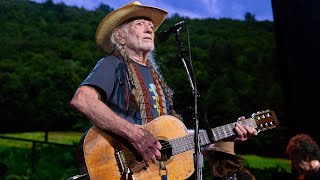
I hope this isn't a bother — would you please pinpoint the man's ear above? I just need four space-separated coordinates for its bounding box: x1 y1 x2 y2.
114 29 126 45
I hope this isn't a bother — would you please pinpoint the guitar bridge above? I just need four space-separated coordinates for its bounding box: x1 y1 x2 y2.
115 150 129 175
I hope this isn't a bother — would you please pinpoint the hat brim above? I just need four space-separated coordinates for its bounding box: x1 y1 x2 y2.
205 142 244 160
213 150 245 160
96 1 168 54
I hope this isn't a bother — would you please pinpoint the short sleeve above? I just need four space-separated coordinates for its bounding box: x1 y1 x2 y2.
81 56 118 100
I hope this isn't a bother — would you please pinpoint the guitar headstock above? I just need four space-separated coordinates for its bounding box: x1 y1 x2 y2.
251 110 279 133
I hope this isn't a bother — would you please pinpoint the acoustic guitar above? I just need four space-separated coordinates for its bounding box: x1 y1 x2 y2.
83 110 278 179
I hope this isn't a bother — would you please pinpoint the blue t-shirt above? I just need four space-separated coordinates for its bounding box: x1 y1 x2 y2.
81 55 171 125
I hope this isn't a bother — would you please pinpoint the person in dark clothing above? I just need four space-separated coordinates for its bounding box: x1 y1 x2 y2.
286 133 320 180
204 141 256 180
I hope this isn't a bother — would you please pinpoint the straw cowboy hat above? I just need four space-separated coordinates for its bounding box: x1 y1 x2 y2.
95 1 168 54
206 141 244 159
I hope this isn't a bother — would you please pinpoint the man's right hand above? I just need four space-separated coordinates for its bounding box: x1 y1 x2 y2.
130 128 162 167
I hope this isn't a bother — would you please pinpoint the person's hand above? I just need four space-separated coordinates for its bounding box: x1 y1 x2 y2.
130 128 162 167
234 116 258 141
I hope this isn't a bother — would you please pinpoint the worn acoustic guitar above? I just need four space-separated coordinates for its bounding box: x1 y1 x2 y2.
83 110 279 180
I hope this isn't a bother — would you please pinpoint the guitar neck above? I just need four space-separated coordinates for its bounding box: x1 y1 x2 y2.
170 131 210 155
171 118 256 155
210 118 257 142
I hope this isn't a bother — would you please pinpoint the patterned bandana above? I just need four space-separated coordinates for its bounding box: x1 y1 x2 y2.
129 60 169 124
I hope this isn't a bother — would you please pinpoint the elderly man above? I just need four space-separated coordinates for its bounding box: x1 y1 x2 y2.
70 1 257 179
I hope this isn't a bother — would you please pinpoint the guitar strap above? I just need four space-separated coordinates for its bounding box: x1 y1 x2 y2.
159 161 168 180
161 175 167 180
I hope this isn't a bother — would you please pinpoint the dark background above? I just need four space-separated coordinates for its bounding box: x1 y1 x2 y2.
272 0 320 143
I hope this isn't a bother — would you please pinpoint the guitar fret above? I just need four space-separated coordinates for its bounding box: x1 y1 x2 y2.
215 126 221 140
222 125 228 138
171 130 211 155
200 130 210 146
213 123 235 142
172 134 193 155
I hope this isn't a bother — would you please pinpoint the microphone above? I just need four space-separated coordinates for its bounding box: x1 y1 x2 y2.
157 21 186 42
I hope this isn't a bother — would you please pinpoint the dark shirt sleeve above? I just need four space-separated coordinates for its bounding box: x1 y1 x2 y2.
81 56 117 101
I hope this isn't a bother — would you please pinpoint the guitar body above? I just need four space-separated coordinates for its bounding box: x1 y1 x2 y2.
84 115 195 180
83 110 279 179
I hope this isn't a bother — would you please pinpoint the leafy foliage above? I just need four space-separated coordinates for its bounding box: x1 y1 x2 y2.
0 143 78 180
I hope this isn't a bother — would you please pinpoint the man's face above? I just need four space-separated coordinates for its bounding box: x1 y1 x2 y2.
123 18 155 53
291 159 318 175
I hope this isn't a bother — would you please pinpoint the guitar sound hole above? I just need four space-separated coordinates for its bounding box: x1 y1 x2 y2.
159 140 172 161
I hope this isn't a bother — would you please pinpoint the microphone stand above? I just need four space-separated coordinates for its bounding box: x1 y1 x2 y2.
174 24 203 180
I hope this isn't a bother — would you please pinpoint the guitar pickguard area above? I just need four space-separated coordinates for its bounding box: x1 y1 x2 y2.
115 138 174 175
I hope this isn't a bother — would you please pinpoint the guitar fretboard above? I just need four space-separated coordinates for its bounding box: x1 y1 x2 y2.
170 130 210 155
169 118 256 155
211 118 256 142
